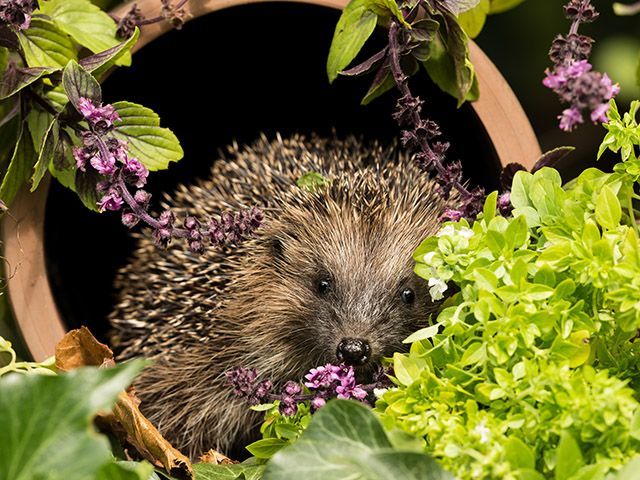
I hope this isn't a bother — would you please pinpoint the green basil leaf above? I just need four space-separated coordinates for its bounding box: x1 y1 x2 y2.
17 17 77 68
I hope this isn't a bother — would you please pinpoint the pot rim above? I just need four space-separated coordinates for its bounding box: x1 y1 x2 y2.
2 0 541 361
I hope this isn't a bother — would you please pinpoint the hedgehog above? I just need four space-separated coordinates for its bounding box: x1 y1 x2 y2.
110 133 449 458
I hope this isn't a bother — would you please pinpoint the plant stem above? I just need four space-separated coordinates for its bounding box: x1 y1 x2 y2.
387 20 472 199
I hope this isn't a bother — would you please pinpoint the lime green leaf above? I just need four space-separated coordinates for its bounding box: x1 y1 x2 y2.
327 0 378 83
245 438 288 459
458 0 490 38
393 352 425 386
504 437 535 470
39 0 131 66
17 18 77 68
297 171 331 191
614 457 640 479
0 362 144 480
0 122 37 205
555 431 584 480
403 324 440 344
263 400 454 480
595 186 622 230
489 0 526 14
112 101 184 171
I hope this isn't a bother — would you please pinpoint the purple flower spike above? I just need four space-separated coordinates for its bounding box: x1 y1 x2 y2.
77 98 121 133
311 397 326 410
123 157 149 188
279 395 298 416
543 1 619 131
304 364 340 389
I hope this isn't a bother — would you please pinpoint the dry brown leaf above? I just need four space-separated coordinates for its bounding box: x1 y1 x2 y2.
55 327 194 479
199 449 237 465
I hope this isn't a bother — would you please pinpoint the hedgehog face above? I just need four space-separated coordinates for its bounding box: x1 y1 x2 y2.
235 181 444 382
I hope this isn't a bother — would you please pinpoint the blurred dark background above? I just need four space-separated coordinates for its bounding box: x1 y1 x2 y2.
6 0 640 348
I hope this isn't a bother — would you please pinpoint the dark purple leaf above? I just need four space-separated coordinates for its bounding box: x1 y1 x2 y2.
79 28 139 77
75 166 102 212
500 162 527 190
0 63 59 99
62 61 101 113
531 146 575 173
433 0 481 15
340 46 388 77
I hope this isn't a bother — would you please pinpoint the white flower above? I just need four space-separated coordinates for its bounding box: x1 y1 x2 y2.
474 421 491 444
422 251 437 265
436 224 456 238
428 277 448 301
373 388 388 398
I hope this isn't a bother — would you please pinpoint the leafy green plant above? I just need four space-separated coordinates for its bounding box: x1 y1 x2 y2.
0 358 154 480
373 99 640 479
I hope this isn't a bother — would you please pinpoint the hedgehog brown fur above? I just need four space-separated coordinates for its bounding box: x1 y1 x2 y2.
110 133 448 458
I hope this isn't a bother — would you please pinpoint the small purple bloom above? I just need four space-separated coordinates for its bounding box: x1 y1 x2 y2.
279 395 298 416
311 397 326 410
121 212 139 228
77 98 120 132
98 188 124 212
498 192 512 216
559 107 584 132
304 364 340 390
90 153 117 176
123 156 149 188
134 189 152 206
283 381 302 396
336 381 368 401
441 208 463 222
73 147 90 172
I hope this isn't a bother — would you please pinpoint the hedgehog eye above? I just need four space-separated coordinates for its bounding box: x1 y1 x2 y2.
317 279 332 295
401 288 415 305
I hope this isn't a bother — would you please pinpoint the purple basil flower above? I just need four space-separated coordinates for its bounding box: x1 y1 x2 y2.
225 367 258 397
134 189 152 206
77 98 121 132
0 0 38 30
336 380 368 401
304 364 340 389
441 208 463 222
123 156 149 188
279 395 298 416
98 188 124 212
283 380 302 396
543 1 619 131
73 146 91 172
90 152 117 176
311 396 326 410
122 211 139 228
498 192 512 216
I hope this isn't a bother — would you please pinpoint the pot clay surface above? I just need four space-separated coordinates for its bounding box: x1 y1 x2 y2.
2 0 541 361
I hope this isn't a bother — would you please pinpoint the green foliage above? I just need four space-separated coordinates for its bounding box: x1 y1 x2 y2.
0 335 56 376
194 462 264 480
373 100 640 479
112 101 184 171
0 361 146 480
263 400 454 480
296 171 331 191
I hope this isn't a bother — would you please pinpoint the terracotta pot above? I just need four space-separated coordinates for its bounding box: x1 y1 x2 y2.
2 0 541 361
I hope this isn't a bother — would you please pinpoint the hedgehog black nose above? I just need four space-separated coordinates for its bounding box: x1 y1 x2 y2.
336 338 371 366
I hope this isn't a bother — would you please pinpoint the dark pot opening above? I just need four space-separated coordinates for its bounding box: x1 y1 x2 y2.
44 2 499 342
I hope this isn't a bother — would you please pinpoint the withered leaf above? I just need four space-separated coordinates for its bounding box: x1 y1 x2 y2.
55 327 194 480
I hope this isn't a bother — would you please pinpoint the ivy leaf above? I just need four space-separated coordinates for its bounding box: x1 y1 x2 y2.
17 17 77 68
0 121 37 206
263 400 454 480
595 186 622 230
80 28 140 77
62 59 102 110
0 362 144 480
31 116 58 191
327 0 378 83
194 463 265 480
39 0 131 66
0 64 60 99
112 101 184 171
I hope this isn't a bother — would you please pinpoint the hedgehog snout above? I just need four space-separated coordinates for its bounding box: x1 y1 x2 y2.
336 337 372 366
